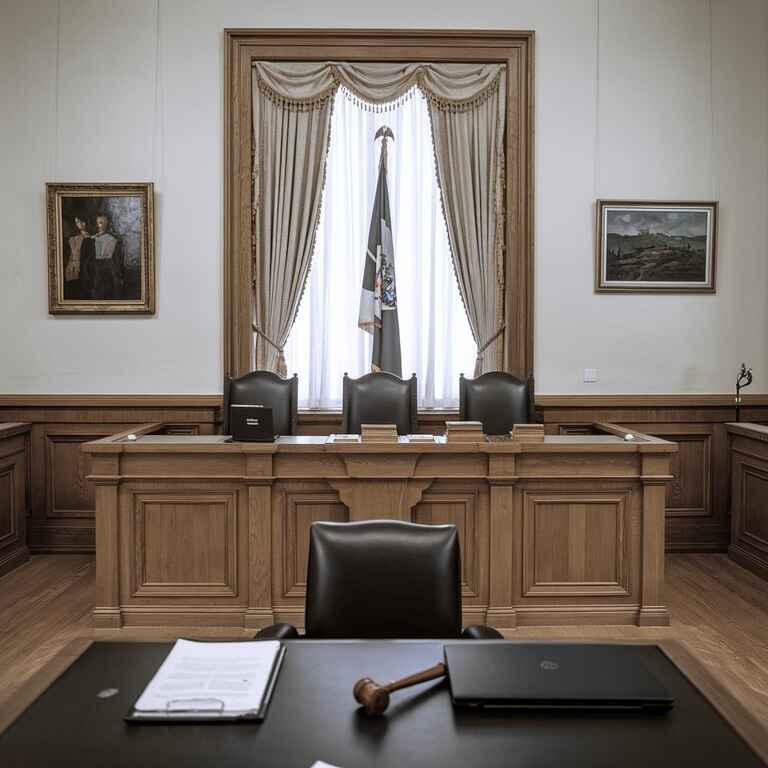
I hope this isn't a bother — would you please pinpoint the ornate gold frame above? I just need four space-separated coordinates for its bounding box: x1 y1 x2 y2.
46 182 155 315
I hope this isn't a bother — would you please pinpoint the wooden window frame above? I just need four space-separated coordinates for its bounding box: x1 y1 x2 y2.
223 28 535 382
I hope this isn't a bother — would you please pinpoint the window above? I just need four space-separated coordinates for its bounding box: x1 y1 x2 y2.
284 88 476 409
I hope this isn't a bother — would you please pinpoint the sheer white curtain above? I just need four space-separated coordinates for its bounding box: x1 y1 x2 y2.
284 88 476 409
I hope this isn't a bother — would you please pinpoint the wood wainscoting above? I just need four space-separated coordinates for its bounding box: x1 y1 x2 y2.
1 394 766 554
0 397 221 553
727 423 768 580
0 423 31 576
537 395 768 553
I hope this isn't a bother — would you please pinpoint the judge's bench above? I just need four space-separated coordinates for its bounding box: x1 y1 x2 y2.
82 423 676 632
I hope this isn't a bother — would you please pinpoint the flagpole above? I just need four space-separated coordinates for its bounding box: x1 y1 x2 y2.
358 124 402 377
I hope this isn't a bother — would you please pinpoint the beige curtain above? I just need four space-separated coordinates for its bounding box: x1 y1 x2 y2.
428 75 506 376
251 74 334 375
251 61 506 375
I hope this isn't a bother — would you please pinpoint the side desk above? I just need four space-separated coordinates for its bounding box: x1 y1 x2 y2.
727 423 768 580
0 423 30 578
82 425 677 631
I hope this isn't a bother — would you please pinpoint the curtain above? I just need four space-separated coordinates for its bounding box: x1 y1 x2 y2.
251 61 506 379
251 76 333 375
428 80 506 375
283 88 476 409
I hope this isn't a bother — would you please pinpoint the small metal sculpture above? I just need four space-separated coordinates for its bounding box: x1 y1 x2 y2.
736 363 753 422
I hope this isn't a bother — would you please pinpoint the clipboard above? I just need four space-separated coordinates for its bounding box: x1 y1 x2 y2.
125 644 286 723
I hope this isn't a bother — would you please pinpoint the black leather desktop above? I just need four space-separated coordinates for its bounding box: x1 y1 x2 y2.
0 641 763 768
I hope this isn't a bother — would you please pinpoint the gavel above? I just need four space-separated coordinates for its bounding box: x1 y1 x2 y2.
353 661 447 715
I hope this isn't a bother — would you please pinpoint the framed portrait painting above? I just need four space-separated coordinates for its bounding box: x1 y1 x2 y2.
595 200 718 293
46 182 155 314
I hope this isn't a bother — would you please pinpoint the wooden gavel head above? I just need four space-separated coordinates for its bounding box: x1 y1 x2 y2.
353 661 447 716
353 677 391 715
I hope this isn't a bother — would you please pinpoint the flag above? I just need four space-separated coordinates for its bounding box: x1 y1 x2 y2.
358 128 402 376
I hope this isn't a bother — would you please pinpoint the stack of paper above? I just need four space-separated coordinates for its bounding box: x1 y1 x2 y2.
128 639 285 721
407 434 437 443
510 423 545 442
329 434 362 443
445 421 485 443
361 423 398 443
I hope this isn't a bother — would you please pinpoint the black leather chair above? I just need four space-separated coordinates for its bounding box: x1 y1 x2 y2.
459 371 536 435
256 520 502 640
223 371 298 436
341 372 417 436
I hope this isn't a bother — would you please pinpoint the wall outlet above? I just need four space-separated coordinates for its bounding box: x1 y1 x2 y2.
583 368 599 383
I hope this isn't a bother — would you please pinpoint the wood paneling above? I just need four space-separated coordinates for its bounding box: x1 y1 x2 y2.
0 470 13 542
541 396 768 552
522 492 630 598
2 393 767 555
667 435 709 516
0 398 220 552
728 423 768 580
281 488 348 598
84 431 675 629
132 492 237 596
414 485 486 602
0 424 31 577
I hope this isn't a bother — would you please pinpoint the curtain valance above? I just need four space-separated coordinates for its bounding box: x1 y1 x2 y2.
253 61 504 112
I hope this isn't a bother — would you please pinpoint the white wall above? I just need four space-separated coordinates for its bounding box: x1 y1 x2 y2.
1 0 766 395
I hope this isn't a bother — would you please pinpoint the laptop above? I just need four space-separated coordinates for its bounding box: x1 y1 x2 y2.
230 404 276 442
445 643 674 712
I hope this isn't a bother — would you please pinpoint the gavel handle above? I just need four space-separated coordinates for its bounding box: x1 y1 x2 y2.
384 662 447 694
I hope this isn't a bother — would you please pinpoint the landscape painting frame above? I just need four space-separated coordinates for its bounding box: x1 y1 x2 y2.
46 182 155 314
595 200 718 293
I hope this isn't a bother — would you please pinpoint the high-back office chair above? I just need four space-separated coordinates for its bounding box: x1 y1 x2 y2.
255 520 502 640
223 370 298 436
341 372 417 435
459 372 536 435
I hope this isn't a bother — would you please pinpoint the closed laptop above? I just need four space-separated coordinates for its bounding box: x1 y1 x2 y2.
445 643 674 712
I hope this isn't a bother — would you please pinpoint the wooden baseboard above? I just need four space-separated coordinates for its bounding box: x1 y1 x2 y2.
728 545 768 582
0 546 30 579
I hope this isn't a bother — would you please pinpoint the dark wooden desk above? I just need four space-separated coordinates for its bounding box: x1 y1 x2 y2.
0 640 765 767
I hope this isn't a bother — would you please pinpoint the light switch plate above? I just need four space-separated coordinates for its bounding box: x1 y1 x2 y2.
583 368 599 383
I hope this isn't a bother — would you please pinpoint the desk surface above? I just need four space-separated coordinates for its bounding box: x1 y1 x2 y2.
0 640 763 768
0 422 31 440
82 428 676 455
727 422 768 443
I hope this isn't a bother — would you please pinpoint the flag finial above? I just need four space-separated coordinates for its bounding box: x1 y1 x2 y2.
374 125 395 143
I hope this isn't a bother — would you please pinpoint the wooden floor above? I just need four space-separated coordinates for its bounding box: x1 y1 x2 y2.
1 553 768 729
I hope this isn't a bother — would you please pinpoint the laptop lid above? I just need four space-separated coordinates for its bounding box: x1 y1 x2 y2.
445 643 674 711
230 405 275 442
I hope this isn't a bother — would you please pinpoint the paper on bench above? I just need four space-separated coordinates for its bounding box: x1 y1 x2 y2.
133 639 282 716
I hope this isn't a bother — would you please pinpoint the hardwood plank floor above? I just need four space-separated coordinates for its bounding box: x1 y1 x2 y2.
0 553 767 730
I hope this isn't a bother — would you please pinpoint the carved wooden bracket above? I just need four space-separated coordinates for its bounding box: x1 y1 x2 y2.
328 478 434 521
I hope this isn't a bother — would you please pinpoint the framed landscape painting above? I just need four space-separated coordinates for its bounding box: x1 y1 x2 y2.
595 200 718 293
47 182 155 314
